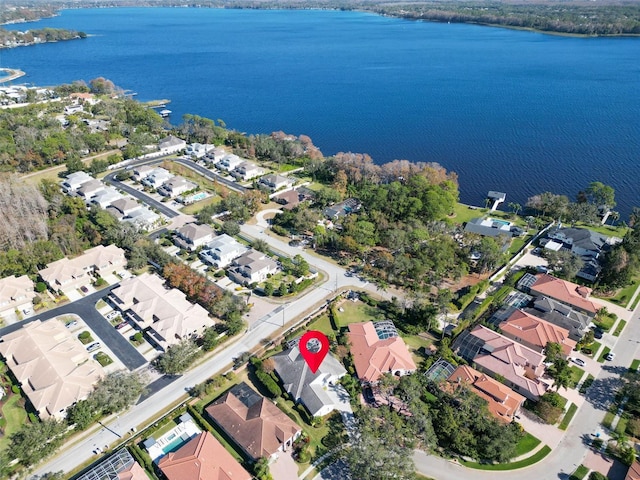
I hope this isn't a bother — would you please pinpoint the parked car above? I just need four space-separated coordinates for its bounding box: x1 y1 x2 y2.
605 352 615 361
106 311 119 320
115 321 128 330
572 357 586 367
593 327 604 339
80 286 89 293
65 320 78 328
86 342 101 352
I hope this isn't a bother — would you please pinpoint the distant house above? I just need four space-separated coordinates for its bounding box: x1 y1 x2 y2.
232 161 264 181
347 321 416 384
273 189 301 210
141 168 174 189
272 346 348 417
76 179 106 201
107 197 141 218
324 198 361 220
199 234 248 268
205 382 302 461
217 154 244 172
447 364 525 423
158 176 197 198
0 275 36 318
520 273 602 317
132 165 155 182
204 147 228 165
158 135 187 155
499 309 576 356
227 249 279 285
158 431 251 480
453 325 548 400
64 104 83 115
62 171 94 193
523 296 591 341
109 273 214 351
91 186 123 208
123 207 161 231
260 174 295 192
185 142 215 159
463 217 514 238
39 245 127 292
76 449 147 480
0 319 104 419
174 223 216 251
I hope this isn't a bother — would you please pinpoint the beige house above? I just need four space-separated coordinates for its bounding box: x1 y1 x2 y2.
174 223 215 251
109 273 213 351
0 275 36 317
0 319 104 419
39 245 127 292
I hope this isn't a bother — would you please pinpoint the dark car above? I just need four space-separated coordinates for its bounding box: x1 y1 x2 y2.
593 327 604 339
115 321 128 330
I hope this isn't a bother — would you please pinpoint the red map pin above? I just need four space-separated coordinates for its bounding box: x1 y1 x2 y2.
299 331 330 374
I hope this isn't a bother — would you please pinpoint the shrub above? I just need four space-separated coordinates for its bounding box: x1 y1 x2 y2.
255 369 281 398
35 282 47 293
11 384 20 394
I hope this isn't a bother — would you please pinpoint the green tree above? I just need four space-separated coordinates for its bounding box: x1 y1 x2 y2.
154 339 202 374
90 372 146 415
586 181 616 209
6 419 67 467
222 220 241 236
253 457 273 480
66 399 96 430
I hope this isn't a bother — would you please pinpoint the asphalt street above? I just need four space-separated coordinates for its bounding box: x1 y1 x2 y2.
172 157 247 193
104 171 179 219
0 287 147 371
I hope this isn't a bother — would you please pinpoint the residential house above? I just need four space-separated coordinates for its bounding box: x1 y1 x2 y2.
463 217 514 238
347 321 417 384
0 319 104 419
453 325 548 400
76 179 106 201
521 273 602 317
62 171 93 193
64 104 83 115
158 431 252 480
70 92 99 105
123 207 161 231
199 234 248 268
158 135 187 155
109 273 214 351
76 448 147 480
39 245 126 292
91 186 124 209
205 382 302 461
626 459 640 480
174 223 216 251
185 143 215 159
232 161 264 181
273 189 301 210
141 168 174 189
132 165 155 182
204 147 228 165
0 275 36 318
323 198 361 220
523 296 591 341
107 197 141 218
259 174 295 192
499 309 576 357
217 154 244 172
447 364 525 423
158 176 197 198
272 346 347 417
227 249 279 285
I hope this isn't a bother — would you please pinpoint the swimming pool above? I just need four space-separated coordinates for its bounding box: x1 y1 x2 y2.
489 218 511 227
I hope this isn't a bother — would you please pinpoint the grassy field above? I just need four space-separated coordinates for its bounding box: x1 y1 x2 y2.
306 313 334 336
601 278 640 307
180 195 221 215
613 319 627 337
0 394 27 452
569 464 589 480
450 203 484 225
560 403 578 430
333 300 385 327
514 433 541 456
461 446 551 470
602 407 617 429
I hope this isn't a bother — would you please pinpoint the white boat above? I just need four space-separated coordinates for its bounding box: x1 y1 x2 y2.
160 109 172 117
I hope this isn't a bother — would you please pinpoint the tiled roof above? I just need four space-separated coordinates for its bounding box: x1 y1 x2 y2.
500 309 576 356
158 432 251 480
347 322 416 383
530 274 602 314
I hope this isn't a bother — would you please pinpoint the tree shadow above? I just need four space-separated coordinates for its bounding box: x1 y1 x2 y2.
584 375 623 411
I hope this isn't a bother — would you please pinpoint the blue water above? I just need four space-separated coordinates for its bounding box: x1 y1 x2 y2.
2 8 639 218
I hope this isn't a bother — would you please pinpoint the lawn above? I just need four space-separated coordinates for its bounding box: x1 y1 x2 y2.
615 416 628 435
461 446 551 470
630 359 640 372
602 278 640 307
402 334 434 364
573 222 628 238
180 195 221 215
514 432 541 456
560 403 578 430
333 300 385 328
306 313 334 335
582 340 601 358
593 313 617 332
569 464 589 480
0 393 28 452
450 203 484 225
568 366 585 389
597 346 611 363
602 408 616 429
613 319 627 337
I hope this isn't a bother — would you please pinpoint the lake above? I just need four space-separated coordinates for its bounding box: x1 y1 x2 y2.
2 8 639 218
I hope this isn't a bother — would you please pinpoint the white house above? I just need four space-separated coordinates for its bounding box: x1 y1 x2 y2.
186 143 215 158
204 147 228 165
174 223 216 251
158 176 197 198
123 207 160 231
91 187 124 208
141 168 174 189
232 162 264 181
199 234 249 268
217 154 244 172
259 174 295 192
76 180 106 201
62 171 94 193
228 250 279 285
158 136 187 155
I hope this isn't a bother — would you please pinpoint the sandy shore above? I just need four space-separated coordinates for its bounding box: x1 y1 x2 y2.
0 68 26 83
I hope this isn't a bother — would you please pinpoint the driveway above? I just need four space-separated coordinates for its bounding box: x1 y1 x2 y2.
270 450 298 480
0 287 147 371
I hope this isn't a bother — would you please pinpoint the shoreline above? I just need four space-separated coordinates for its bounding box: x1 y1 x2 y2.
0 68 26 84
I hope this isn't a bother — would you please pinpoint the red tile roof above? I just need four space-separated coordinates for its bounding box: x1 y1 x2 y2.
530 274 602 315
347 322 417 383
500 309 576 356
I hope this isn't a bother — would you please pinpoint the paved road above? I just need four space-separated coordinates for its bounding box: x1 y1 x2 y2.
104 171 179 219
0 287 147 371
172 157 247 193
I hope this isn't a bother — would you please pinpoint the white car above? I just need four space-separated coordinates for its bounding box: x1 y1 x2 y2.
605 352 615 361
86 342 101 352
572 358 586 367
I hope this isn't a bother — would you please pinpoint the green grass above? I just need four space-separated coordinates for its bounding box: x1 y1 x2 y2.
602 408 616 429
180 195 221 215
573 221 628 238
450 203 485 225
568 366 585 388
307 313 335 335
593 314 617 332
630 359 640 372
333 301 385 327
582 340 601 358
632 289 640 311
615 416 628 435
506 236 529 256
598 346 611 363
94 352 113 367
613 319 627 337
460 445 551 470
569 464 589 480
514 433 541 456
579 374 594 394
603 278 640 307
402 334 434 364
559 403 578 430
0 394 28 453
96 299 107 309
